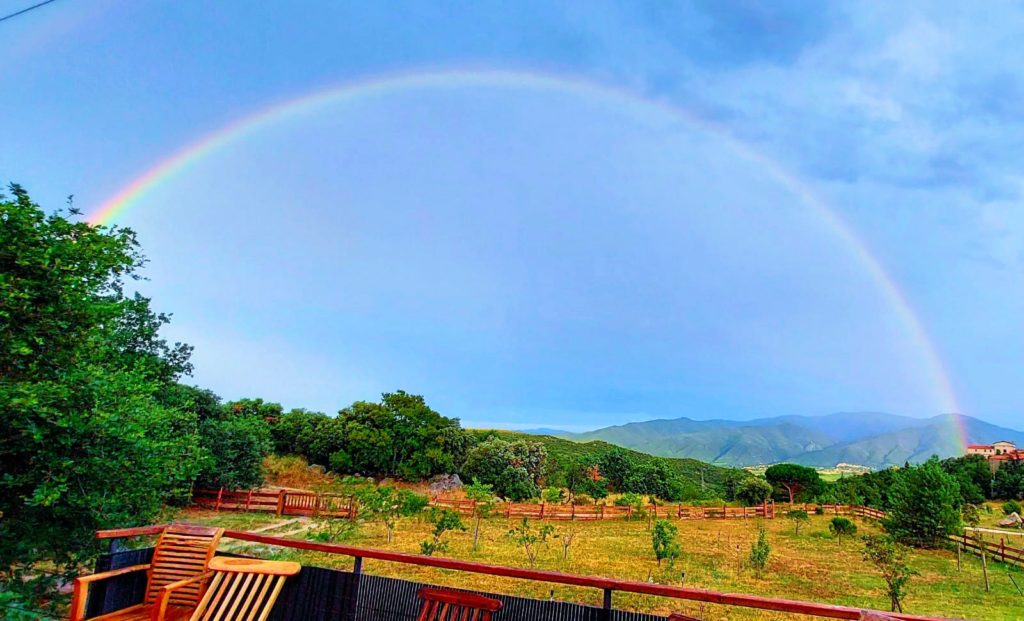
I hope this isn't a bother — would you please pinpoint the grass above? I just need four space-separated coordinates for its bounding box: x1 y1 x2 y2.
180 509 1023 620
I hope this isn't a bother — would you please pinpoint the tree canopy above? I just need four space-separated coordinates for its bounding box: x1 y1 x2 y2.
764 463 823 503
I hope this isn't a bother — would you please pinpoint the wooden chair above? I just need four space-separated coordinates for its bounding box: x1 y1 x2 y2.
186 557 299 621
70 524 224 621
416 587 503 621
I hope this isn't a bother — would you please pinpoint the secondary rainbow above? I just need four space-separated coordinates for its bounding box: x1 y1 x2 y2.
88 68 969 446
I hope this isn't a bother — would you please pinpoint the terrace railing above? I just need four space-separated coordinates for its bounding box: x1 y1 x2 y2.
91 524 949 621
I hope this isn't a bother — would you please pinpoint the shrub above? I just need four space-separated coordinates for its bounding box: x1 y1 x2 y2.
748 523 770 575
814 506 825 515
542 487 566 504
1003 500 1022 515
615 492 645 507
652 519 682 567
572 493 594 506
736 478 773 505
961 503 981 527
829 517 857 542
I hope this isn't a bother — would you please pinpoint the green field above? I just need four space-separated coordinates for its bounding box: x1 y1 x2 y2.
183 508 1020 620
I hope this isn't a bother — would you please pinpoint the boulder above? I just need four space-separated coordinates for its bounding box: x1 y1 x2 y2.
428 474 463 493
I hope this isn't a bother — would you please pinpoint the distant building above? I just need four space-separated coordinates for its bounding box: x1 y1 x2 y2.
967 441 1023 473
967 440 1017 457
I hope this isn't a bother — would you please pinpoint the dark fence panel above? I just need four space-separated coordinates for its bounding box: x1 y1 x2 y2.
85 547 154 618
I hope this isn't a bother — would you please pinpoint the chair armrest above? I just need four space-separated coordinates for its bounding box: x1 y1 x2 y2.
69 564 150 621
150 572 213 621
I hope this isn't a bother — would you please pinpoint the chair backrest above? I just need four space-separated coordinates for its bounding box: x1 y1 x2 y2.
189 557 300 621
416 587 503 621
667 614 701 621
145 524 225 608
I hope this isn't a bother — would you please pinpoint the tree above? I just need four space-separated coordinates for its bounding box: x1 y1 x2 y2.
420 508 466 556
764 464 822 504
863 535 917 613
829 517 857 542
508 518 555 566
651 519 681 567
462 437 546 501
542 487 566 504
464 479 498 552
885 457 962 548
359 486 427 544
0 185 201 610
196 415 272 490
994 459 1024 500
786 510 810 535
566 457 608 502
736 478 773 505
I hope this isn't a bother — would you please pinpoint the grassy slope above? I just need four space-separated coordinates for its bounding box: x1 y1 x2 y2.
186 509 1021 620
471 429 744 498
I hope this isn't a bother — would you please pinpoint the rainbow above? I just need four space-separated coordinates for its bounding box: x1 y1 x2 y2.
87 68 969 448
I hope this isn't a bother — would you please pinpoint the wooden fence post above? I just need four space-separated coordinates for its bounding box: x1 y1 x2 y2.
506 502 511 519
276 490 286 516
215 487 223 512
540 502 545 520
600 504 605 519
245 489 253 511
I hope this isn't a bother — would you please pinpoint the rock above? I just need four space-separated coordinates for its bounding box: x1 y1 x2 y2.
428 474 463 493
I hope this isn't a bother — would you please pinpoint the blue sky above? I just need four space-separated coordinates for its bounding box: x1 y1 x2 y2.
3 1 1024 429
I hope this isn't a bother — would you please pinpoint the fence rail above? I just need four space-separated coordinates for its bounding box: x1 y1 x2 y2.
949 532 1024 569
193 488 357 519
93 524 947 621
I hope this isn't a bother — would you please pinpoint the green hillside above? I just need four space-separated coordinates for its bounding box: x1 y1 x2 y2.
469 429 746 500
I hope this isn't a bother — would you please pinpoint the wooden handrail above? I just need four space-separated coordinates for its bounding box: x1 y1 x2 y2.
95 524 169 539
213 528 946 621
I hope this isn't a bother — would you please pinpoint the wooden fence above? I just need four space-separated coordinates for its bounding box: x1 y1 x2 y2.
431 498 777 520
949 532 1024 569
193 488 357 519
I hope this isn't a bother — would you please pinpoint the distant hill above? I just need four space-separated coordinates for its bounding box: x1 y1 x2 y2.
469 429 743 498
531 413 1024 469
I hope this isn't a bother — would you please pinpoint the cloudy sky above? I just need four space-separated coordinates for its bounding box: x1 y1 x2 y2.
4 1 1023 429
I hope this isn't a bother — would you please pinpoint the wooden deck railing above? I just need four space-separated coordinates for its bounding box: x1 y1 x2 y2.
94 524 948 621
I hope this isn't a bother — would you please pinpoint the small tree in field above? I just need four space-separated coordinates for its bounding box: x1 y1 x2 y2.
786 510 809 535
508 518 555 566
652 519 681 567
748 523 770 575
863 535 916 613
419 508 466 556
358 486 426 544
558 522 580 561
464 479 498 552
961 503 981 528
829 517 857 543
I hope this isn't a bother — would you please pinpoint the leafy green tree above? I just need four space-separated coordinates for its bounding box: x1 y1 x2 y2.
0 185 201 610
565 457 608 502
462 437 546 501
651 519 681 567
941 455 992 504
224 398 283 423
829 516 857 542
786 509 810 535
863 535 917 613
464 479 498 552
884 457 962 548
736 478 773 505
994 460 1024 500
764 464 822 503
419 508 466 556
196 415 272 490
748 523 771 575
507 518 555 566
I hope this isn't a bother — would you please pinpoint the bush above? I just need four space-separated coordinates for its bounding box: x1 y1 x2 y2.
1003 500 1022 515
615 492 645 507
829 517 857 542
419 508 466 556
736 478 773 505
572 493 594 505
461 437 546 501
542 487 566 504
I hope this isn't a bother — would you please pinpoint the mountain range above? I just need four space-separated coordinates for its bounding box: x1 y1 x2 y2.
526 413 1024 469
